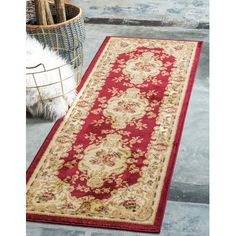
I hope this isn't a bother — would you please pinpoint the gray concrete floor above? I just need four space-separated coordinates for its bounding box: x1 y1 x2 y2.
27 1 209 235
73 0 209 28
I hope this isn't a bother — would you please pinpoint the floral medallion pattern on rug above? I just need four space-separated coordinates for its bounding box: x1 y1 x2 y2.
27 37 200 226
103 88 149 129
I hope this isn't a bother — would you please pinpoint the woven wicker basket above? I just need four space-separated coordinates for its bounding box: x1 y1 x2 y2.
26 1 85 106
26 1 85 67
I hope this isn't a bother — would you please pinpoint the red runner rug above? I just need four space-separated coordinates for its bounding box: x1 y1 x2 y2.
27 36 202 232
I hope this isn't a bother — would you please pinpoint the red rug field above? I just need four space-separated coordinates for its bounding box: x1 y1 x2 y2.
27 36 202 232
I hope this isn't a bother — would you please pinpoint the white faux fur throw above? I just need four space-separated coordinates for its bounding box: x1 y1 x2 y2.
26 35 77 121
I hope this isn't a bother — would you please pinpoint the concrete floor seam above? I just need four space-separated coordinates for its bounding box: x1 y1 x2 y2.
84 17 210 29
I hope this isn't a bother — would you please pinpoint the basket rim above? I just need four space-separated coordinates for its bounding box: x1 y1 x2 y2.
26 3 82 30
